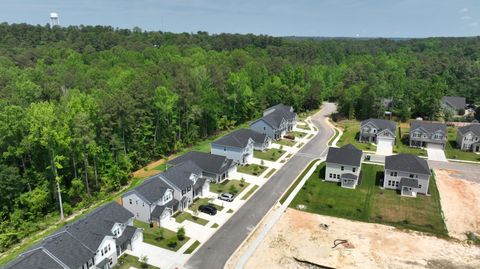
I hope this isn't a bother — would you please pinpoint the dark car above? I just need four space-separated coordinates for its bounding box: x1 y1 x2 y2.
198 204 217 215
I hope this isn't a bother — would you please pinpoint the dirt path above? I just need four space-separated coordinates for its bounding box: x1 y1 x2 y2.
243 209 480 269
435 169 480 240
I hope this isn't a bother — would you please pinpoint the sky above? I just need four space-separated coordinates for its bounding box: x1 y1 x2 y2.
1 0 479 38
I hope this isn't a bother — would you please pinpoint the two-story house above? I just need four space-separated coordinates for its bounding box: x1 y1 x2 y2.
359 118 396 146
383 154 431 197
442 96 466 116
325 144 363 189
168 151 237 183
211 129 255 164
250 111 288 140
263 104 297 132
456 124 480 152
409 121 447 149
6 202 143 269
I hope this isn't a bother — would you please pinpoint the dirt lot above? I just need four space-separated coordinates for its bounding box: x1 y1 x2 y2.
242 209 480 269
435 169 480 240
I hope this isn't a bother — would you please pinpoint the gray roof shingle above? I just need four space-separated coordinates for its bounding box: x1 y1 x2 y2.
115 226 138 246
326 144 363 167
264 104 296 121
459 124 480 137
400 177 419 188
212 129 255 148
341 173 358 180
442 96 466 110
161 160 202 190
361 118 396 135
125 176 170 204
4 249 64 269
168 151 234 175
385 154 431 175
410 121 446 134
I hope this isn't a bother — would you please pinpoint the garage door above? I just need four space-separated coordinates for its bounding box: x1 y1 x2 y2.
376 138 394 155
130 230 143 250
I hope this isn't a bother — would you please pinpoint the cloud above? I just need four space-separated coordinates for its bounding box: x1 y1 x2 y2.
468 22 479 27
461 16 472 20
459 7 469 13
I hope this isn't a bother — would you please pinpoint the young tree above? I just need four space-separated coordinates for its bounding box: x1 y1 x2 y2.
177 227 186 241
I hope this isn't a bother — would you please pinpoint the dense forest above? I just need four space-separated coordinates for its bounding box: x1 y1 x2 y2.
0 23 479 252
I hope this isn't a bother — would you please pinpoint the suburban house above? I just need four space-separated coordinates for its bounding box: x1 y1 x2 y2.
263 104 297 132
250 104 297 140
383 154 431 197
241 128 271 151
168 151 237 183
456 124 480 152
442 96 466 115
409 121 447 148
122 160 208 226
359 118 397 146
6 202 143 269
211 129 254 164
325 144 363 189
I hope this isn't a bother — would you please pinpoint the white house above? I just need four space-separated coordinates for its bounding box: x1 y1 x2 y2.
359 118 396 146
383 154 431 197
211 129 254 164
456 124 480 152
325 144 363 189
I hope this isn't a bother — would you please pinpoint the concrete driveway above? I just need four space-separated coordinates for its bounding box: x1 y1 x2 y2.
185 103 337 269
376 138 393 155
426 143 447 162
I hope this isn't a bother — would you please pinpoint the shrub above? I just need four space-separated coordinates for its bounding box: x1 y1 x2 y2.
229 184 238 194
140 255 149 269
177 227 186 241
167 238 178 248
240 178 245 187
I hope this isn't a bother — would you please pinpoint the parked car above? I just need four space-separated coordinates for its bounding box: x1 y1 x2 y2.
199 204 217 215
218 192 234 202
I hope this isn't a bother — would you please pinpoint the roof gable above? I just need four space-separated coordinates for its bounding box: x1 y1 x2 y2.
410 121 446 134
361 118 396 135
442 96 466 110
213 129 255 148
326 144 363 166
459 124 480 137
385 154 431 175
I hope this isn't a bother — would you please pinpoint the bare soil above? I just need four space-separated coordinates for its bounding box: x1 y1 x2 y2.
435 169 480 239
243 209 480 269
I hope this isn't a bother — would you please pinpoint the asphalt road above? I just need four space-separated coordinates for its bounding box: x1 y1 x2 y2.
428 160 480 183
185 103 337 269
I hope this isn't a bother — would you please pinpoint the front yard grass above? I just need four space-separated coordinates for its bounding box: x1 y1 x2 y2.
444 127 480 162
395 126 427 156
189 197 224 212
133 220 190 251
183 240 201 254
296 124 311 131
114 254 160 269
241 185 259 200
237 164 268 176
254 148 286 161
336 120 377 151
174 212 209 226
265 168 276 178
209 179 250 195
290 163 447 237
289 131 307 138
274 139 296 147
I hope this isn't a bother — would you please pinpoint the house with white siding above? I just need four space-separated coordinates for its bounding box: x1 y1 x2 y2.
409 121 447 149
383 154 431 197
250 104 297 140
211 129 254 164
325 144 363 189
456 124 480 152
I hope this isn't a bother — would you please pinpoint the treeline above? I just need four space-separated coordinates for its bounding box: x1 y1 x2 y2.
0 23 479 252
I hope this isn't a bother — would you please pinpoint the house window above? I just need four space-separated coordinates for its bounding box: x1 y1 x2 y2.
388 180 392 186
329 173 332 178
419 184 422 189
341 166 344 171
136 200 138 205
136 212 139 217
142 202 144 207
395 181 399 187
129 199 132 204
224 147 226 151
409 174 414 178
352 167 356 173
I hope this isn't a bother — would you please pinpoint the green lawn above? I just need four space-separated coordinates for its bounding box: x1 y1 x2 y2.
307 134 314 139
394 126 427 156
289 131 307 138
153 163 168 171
279 160 319 204
274 139 296 147
290 163 447 237
336 120 377 151
114 254 160 269
133 220 190 251
328 128 340 146
189 198 223 212
209 179 249 195
211 223 219 228
297 142 305 148
296 124 311 130
227 209 234 213
444 127 480 162
183 240 201 254
237 164 268 176
174 212 209 226
254 148 286 161
264 168 276 178
241 185 259 200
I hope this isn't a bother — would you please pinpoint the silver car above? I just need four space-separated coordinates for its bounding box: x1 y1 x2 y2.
218 192 234 202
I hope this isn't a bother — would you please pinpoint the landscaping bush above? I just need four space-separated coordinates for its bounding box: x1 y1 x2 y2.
167 238 178 248
177 227 185 241
140 255 148 269
284 134 295 140
229 184 238 194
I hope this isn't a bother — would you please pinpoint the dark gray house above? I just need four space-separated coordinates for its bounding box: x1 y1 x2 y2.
442 96 466 115
409 121 447 148
6 202 142 269
325 144 363 189
383 154 431 197
359 118 396 146
211 129 254 164
168 151 237 183
456 124 480 152
250 104 297 141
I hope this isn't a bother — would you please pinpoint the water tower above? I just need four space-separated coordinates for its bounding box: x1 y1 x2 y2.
50 13 59 26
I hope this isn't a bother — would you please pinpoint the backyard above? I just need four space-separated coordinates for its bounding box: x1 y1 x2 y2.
133 220 190 251
254 148 286 161
237 163 268 176
209 179 250 195
445 126 480 162
290 163 447 237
